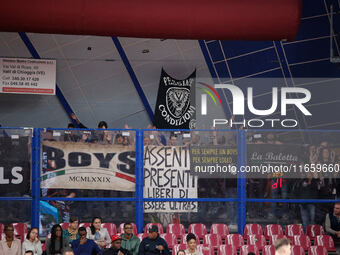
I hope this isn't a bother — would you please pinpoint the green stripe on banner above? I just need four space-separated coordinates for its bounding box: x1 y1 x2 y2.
41 170 65 181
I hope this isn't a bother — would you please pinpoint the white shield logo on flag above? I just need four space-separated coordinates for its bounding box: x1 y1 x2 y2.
166 87 190 118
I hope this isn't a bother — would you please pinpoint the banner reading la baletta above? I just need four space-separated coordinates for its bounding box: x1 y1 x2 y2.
144 145 198 213
0 137 31 195
41 141 136 191
153 69 196 129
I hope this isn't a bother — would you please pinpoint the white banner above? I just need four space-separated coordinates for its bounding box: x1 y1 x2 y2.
0 58 56 95
41 141 135 191
144 146 198 213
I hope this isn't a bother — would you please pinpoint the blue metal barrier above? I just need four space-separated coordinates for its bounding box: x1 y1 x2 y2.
1 127 340 235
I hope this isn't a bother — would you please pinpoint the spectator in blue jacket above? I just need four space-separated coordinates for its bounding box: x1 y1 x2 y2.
72 227 102 255
138 226 169 255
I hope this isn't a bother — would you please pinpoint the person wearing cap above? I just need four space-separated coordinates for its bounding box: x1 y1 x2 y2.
103 235 130 255
138 226 170 255
71 227 102 255
121 223 140 255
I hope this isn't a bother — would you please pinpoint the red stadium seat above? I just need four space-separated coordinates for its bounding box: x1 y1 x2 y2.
240 245 260 255
118 223 138 235
244 224 263 236
101 223 117 236
138 233 148 242
225 234 244 249
210 224 229 239
172 244 188 255
167 224 186 238
306 225 325 239
262 245 275 255
315 235 336 252
0 223 4 235
197 244 214 255
60 223 70 230
290 245 305 255
188 224 207 239
268 235 287 245
293 235 311 250
181 233 199 244
218 245 237 255
285 224 304 238
264 224 283 238
203 234 222 249
12 223 28 241
160 233 178 249
244 234 267 250
145 223 164 234
79 222 91 228
308 246 328 255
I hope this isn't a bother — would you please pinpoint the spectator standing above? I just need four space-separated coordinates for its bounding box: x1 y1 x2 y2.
325 203 340 249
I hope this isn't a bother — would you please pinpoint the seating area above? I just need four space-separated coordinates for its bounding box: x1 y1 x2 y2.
0 222 337 254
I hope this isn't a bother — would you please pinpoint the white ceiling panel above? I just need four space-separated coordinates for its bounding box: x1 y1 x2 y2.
53 34 89 46
82 72 135 103
0 32 20 43
70 59 125 87
27 33 57 53
6 38 31 58
56 68 80 93
59 36 118 60
0 38 14 57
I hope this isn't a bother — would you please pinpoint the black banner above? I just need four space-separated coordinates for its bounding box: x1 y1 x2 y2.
0 137 31 195
154 68 196 129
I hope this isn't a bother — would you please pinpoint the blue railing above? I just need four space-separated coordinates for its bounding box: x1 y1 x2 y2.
0 127 340 235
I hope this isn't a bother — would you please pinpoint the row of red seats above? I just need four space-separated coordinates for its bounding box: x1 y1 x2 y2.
63 223 325 239
0 223 333 255
172 244 329 255
147 233 336 252
164 223 324 239
0 223 27 241
0 222 326 241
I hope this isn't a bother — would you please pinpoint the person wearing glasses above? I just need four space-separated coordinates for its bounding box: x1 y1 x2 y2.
120 223 140 255
71 227 102 255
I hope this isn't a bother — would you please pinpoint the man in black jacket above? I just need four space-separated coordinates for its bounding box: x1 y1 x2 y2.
103 235 130 255
138 226 170 255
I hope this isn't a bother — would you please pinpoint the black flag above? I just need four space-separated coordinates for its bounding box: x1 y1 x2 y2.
154 69 196 129
0 137 31 196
